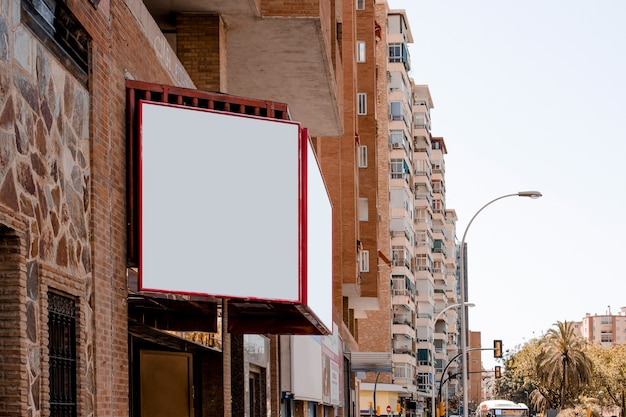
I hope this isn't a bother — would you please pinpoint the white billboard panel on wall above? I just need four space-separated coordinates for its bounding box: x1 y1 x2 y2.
138 101 333 332
305 140 333 332
292 336 323 401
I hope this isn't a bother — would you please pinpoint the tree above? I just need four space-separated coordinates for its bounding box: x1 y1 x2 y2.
493 321 626 415
536 321 593 409
586 343 626 412
495 337 556 413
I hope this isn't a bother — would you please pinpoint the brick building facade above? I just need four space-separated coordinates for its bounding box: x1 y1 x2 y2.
1 0 376 416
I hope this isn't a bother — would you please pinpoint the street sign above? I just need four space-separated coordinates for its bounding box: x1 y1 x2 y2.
387 405 392 414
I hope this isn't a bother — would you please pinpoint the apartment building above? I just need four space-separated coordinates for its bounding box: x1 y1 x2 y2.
577 307 626 346
355 3 460 417
0 1 386 417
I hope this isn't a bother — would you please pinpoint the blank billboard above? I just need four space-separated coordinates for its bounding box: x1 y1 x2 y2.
138 101 332 332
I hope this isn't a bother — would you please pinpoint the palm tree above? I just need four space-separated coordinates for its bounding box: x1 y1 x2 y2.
536 321 593 409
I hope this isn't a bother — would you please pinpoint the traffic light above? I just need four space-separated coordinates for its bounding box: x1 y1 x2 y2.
439 401 446 417
493 339 503 358
494 365 502 378
396 404 402 413
376 405 381 416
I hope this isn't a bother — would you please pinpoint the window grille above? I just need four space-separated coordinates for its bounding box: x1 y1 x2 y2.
359 250 370 272
357 93 367 115
49 292 77 417
21 0 91 87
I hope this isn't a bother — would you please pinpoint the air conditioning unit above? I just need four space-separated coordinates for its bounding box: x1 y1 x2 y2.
393 143 402 149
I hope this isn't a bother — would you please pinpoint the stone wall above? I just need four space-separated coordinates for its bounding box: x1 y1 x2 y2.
0 0 201 412
0 3 95 414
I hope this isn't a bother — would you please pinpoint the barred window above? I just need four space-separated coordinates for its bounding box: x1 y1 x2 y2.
21 0 91 87
49 292 77 417
357 93 367 115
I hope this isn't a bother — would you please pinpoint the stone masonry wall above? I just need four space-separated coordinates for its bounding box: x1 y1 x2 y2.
0 0 190 414
0 6 94 416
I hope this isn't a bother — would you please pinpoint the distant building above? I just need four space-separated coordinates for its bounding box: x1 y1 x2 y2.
577 306 626 346
468 331 483 411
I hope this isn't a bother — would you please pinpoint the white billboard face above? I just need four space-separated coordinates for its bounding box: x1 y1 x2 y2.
139 101 333 332
305 141 333 331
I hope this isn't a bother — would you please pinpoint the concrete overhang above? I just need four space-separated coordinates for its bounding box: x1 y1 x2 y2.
348 296 381 319
141 0 342 137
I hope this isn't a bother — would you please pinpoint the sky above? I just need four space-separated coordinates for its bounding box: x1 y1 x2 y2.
388 0 626 370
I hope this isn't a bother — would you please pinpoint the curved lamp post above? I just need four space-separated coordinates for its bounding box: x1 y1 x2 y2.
432 302 475 417
459 191 542 417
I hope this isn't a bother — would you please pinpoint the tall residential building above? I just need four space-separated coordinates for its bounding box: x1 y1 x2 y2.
0 0 465 417
356 3 460 416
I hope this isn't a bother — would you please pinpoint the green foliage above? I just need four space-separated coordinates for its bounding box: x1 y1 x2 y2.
556 405 601 417
537 321 593 408
492 320 626 414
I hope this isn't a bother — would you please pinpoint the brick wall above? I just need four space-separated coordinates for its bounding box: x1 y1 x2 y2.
0 224 28 417
176 14 227 92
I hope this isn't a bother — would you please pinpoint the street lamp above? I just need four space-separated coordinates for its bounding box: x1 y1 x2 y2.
459 191 542 417
432 302 475 417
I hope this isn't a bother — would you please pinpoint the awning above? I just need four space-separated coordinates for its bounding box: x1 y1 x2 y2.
360 383 409 393
350 352 393 372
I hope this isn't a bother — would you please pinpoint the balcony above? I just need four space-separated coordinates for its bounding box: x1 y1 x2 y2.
413 112 431 132
138 0 341 137
393 322 415 339
393 291 416 309
393 350 416 365
434 288 447 304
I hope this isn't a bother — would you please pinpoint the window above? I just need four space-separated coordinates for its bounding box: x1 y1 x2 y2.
392 276 408 296
359 250 369 272
414 112 430 131
601 334 613 343
389 44 403 63
416 373 430 391
388 43 410 71
357 93 367 115
393 363 412 379
417 349 430 365
49 292 77 417
432 180 443 193
390 158 409 181
356 0 365 10
416 231 430 247
416 254 431 271
356 41 366 62
358 146 368 168
392 246 410 270
358 198 368 221
21 0 91 87
433 239 445 254
390 130 405 148
389 101 403 120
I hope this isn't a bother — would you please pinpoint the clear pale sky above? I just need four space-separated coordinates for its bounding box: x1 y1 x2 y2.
389 0 626 370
